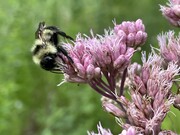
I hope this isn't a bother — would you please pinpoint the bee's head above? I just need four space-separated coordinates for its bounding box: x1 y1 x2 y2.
35 22 59 45
35 22 74 45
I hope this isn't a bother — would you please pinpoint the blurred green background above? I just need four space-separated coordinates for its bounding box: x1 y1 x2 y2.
0 0 180 135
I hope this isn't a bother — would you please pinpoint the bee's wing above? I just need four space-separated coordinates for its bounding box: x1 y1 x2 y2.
57 46 74 64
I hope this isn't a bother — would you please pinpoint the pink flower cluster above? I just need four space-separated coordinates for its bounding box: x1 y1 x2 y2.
58 15 180 134
102 52 180 134
60 19 146 100
160 0 180 27
55 1 180 134
158 31 180 65
88 123 137 135
62 19 146 83
87 122 113 135
114 19 147 48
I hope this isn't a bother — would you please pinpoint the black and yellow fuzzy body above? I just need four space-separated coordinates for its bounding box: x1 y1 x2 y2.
31 39 58 71
31 22 74 73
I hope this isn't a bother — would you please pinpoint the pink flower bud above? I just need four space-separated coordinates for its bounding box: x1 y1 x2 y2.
128 24 136 33
135 31 145 45
147 79 158 98
170 0 180 5
125 48 134 59
158 31 180 65
117 30 127 42
114 19 147 48
113 55 126 69
94 67 101 78
131 92 145 111
102 102 126 117
127 33 135 46
88 122 113 135
83 55 93 68
141 66 150 84
117 96 129 107
73 57 81 64
134 75 146 95
76 63 86 77
173 5 180 17
153 91 165 111
119 127 136 135
135 19 145 31
86 64 95 79
119 43 127 55
127 104 146 127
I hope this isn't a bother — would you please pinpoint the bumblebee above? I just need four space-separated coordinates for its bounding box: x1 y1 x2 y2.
31 22 74 73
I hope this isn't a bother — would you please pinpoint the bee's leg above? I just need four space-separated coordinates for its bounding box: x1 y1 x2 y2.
57 31 74 41
44 26 74 41
57 46 73 63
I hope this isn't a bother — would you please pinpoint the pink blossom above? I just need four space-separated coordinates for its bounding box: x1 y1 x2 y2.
119 127 137 135
115 52 180 134
87 122 113 135
160 0 180 27
101 96 126 117
58 20 145 100
114 19 147 48
158 31 180 65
